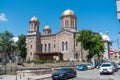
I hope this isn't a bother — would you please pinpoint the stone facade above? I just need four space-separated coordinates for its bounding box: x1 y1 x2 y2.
26 9 87 61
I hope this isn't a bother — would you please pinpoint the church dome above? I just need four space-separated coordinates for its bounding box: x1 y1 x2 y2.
30 16 38 22
62 9 75 16
44 25 50 29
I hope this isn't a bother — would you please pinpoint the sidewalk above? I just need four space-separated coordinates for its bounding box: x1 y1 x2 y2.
0 74 51 80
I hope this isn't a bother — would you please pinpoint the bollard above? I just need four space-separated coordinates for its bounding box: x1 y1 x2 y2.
23 72 25 77
16 75 17 80
20 74 22 79
10 66 12 73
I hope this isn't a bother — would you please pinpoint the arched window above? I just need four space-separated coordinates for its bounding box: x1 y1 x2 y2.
48 43 51 52
71 20 74 27
65 20 69 27
30 45 32 49
31 23 34 30
30 52 32 56
62 42 64 51
41 44 43 52
65 41 68 51
44 44 47 52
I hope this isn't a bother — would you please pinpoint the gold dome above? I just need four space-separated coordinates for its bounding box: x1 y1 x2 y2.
44 25 51 30
62 9 74 16
30 16 38 22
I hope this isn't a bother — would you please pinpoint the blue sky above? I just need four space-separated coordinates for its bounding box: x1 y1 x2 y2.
0 0 120 49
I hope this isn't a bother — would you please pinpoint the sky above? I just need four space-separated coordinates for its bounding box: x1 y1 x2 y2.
0 0 120 49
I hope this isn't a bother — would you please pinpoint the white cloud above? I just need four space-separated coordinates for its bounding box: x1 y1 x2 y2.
13 37 18 42
0 13 8 22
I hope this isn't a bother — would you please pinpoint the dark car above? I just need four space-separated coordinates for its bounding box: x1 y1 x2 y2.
77 64 88 71
51 67 76 80
111 62 118 72
117 62 120 69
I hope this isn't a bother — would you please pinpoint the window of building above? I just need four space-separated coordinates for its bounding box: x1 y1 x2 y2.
30 45 32 48
44 44 47 52
62 42 64 51
65 20 69 27
54 44 56 48
41 44 43 52
65 41 68 51
71 20 74 27
48 43 51 52
31 24 33 29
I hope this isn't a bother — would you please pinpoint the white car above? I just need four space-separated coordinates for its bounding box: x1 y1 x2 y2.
86 63 95 70
99 62 114 75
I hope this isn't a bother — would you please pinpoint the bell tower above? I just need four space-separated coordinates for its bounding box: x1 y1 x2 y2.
29 16 39 32
61 9 77 31
26 16 41 61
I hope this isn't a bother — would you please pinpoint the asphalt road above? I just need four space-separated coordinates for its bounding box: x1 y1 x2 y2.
49 68 120 80
76 68 120 80
0 68 120 80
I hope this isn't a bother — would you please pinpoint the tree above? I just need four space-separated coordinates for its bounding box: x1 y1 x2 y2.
92 34 104 59
16 34 27 60
0 31 15 62
76 29 94 60
76 29 105 61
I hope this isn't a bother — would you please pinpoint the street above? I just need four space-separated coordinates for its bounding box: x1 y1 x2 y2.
75 68 120 80
0 68 120 80
50 68 120 80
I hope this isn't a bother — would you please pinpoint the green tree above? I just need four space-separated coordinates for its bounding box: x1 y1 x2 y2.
92 34 104 59
76 29 94 60
16 34 27 60
0 31 15 61
76 29 105 61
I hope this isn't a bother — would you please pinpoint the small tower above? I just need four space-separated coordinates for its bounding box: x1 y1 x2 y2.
43 25 51 35
60 9 77 31
26 16 41 61
29 16 39 32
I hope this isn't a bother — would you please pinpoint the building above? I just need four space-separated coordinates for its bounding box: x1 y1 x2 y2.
26 9 88 61
116 0 120 21
100 32 112 59
26 9 111 61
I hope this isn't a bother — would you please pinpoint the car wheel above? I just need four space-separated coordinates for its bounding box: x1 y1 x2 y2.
64 75 67 80
100 73 102 75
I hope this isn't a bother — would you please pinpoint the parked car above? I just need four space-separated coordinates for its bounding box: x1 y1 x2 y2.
111 62 118 72
86 63 95 70
117 62 120 69
77 64 88 71
99 62 114 75
51 67 76 80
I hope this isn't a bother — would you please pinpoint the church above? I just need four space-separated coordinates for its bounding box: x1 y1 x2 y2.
26 9 111 61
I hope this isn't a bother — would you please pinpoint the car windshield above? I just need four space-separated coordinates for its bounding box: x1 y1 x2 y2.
118 63 120 65
79 64 85 66
101 64 111 67
87 64 92 66
58 68 69 71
